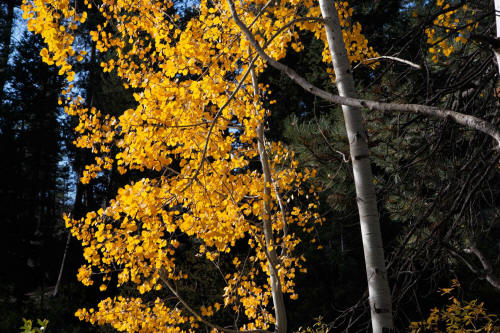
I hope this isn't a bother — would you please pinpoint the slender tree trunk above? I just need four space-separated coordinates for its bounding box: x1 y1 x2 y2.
250 66 287 333
495 0 500 76
53 167 84 297
318 1 393 331
257 125 287 333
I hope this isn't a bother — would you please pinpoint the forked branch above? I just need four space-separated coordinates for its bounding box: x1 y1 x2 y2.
226 0 500 148
446 244 500 290
464 246 500 290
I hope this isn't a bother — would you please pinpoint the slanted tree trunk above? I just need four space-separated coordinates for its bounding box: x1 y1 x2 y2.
250 66 287 333
53 170 84 297
318 0 393 331
257 125 287 333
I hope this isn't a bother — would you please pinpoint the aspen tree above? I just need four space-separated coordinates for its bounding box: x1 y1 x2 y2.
22 0 500 332
317 1 393 331
22 0 343 331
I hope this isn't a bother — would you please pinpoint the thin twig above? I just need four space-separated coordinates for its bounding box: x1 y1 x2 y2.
353 56 422 70
159 273 271 333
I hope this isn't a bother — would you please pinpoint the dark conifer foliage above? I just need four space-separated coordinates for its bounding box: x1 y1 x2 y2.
0 9 112 332
0 0 18 106
0 30 67 330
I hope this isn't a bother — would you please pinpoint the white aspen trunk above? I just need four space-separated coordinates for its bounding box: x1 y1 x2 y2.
318 1 394 331
495 0 500 76
257 126 287 333
251 68 287 333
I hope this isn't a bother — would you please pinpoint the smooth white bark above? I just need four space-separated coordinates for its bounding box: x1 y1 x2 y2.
318 0 393 331
464 246 500 290
251 66 287 333
257 125 287 333
495 0 500 76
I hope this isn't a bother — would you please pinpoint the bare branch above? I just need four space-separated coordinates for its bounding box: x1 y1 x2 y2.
226 0 500 148
470 33 500 51
353 56 422 70
446 245 480 275
464 246 500 290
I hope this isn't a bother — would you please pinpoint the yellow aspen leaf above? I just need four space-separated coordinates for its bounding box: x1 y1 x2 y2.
22 0 360 330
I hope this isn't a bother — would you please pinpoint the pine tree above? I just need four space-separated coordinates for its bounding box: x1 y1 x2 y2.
0 31 66 331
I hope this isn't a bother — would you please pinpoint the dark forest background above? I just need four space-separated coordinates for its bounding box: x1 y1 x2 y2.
1 0 499 332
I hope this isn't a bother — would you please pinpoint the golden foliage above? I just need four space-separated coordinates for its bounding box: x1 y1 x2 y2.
24 0 377 331
425 1 478 63
410 280 500 332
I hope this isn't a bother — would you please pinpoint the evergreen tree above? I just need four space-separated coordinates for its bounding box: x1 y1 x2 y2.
0 31 66 331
